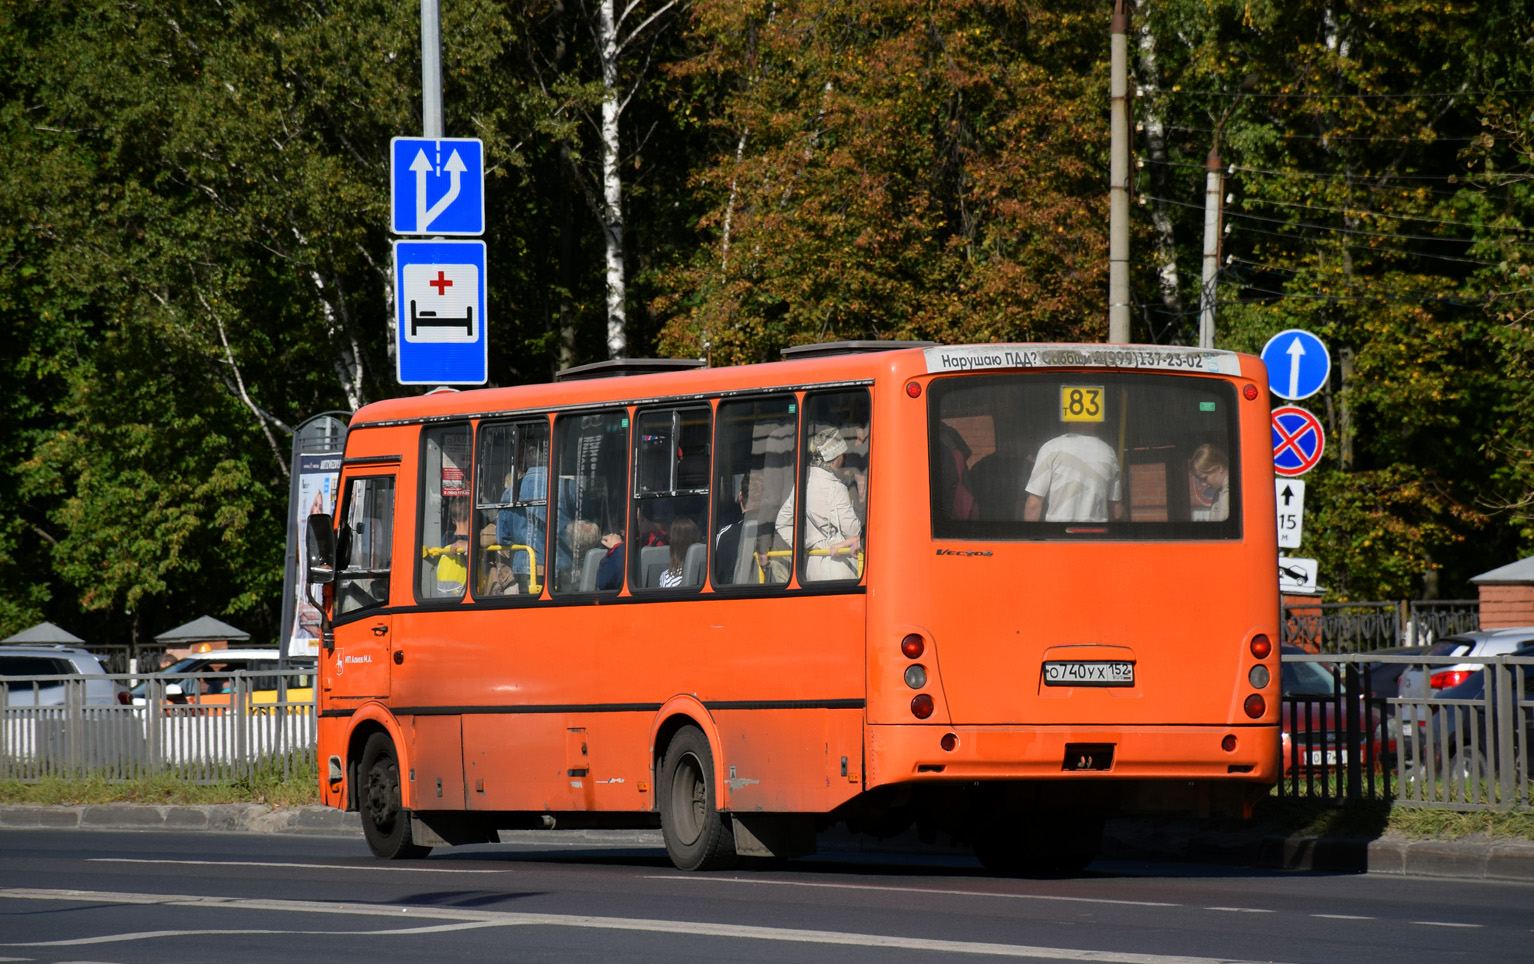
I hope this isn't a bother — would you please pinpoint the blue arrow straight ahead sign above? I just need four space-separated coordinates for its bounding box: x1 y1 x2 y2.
391 137 485 236
1261 328 1330 400
394 239 488 385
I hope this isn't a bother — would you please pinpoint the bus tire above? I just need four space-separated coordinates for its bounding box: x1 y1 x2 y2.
359 732 431 860
659 725 737 871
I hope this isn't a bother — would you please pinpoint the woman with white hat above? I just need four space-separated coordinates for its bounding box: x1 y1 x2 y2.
774 427 862 582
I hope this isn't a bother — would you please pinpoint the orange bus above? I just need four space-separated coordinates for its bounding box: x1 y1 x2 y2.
305 341 1281 873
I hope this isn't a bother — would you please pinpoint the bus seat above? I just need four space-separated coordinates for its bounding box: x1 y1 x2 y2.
731 521 759 584
578 547 604 591
639 545 669 588
682 542 706 587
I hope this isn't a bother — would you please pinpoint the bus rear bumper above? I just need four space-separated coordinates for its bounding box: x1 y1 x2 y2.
866 722 1281 786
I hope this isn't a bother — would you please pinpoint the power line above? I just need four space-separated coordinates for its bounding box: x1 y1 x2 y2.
1161 124 1480 144
1223 220 1507 266
1238 196 1534 234
1142 194 1534 248
1140 87 1534 100
1137 157 1511 200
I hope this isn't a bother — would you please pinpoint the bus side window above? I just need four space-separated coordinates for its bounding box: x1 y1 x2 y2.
418 424 473 602
475 419 552 597
632 405 711 591
788 390 870 584
551 410 630 594
713 396 796 588
335 475 394 616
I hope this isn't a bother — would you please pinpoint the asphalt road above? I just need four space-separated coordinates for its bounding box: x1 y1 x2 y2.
1 828 1530 964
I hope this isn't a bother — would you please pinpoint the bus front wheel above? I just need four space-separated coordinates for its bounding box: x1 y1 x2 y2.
659 725 737 871
359 732 432 860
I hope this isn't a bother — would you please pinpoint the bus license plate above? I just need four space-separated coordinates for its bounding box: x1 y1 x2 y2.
1042 661 1134 687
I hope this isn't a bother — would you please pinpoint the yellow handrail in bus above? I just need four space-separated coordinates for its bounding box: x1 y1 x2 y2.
484 543 540 594
753 548 864 583
423 543 542 595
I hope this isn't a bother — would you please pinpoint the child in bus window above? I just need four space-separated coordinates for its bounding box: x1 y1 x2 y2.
660 517 701 587
1188 443 1230 522
435 498 471 596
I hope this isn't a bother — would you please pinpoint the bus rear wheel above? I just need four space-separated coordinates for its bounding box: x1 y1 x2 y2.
659 725 737 871
359 733 431 860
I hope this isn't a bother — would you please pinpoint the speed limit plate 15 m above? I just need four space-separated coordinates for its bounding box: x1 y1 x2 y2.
1272 406 1325 477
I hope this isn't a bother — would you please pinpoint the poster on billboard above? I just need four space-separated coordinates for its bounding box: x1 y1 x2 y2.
289 453 342 655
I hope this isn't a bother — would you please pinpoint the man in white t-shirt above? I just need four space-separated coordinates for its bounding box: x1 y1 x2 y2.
1023 426 1124 523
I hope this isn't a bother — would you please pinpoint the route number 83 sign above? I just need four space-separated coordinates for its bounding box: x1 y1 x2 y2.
1060 385 1105 423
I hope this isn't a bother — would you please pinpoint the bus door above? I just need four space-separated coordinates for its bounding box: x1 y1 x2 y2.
326 473 398 704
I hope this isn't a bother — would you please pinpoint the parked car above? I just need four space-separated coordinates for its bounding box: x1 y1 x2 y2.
0 645 127 706
1397 628 1534 706
1279 644 1385 775
1415 642 1534 783
131 649 316 707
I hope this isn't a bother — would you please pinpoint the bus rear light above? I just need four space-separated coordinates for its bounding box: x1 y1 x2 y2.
1250 634 1272 659
901 634 925 659
1222 735 1238 752
1243 694 1266 718
1430 669 1472 690
1243 384 1259 401
940 733 958 752
906 381 922 398
1248 665 1270 688
911 694 935 719
904 664 928 689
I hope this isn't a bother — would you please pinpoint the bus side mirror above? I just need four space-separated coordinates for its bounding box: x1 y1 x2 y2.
306 513 336 584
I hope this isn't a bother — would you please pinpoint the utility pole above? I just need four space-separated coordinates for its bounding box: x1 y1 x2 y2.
421 0 444 138
1108 0 1132 344
1199 149 1224 349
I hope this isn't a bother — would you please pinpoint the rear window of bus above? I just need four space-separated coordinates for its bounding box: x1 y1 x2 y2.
928 372 1240 540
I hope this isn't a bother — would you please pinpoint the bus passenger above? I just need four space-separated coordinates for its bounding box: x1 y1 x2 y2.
596 530 625 590
776 428 862 581
660 517 701 587
1188 443 1230 522
1022 423 1124 523
435 498 471 595
715 473 764 585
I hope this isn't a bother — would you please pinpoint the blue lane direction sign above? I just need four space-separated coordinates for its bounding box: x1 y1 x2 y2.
1261 328 1330 401
394 239 488 385
1271 405 1325 477
391 137 485 236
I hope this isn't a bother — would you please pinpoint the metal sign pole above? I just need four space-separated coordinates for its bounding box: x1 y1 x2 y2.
422 0 444 138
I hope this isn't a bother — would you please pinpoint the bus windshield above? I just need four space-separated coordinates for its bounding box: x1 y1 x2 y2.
930 372 1241 540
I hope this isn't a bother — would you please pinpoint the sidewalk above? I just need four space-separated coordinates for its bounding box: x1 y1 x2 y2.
3 804 1532 883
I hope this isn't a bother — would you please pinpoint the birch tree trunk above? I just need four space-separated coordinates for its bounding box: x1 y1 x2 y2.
599 0 628 358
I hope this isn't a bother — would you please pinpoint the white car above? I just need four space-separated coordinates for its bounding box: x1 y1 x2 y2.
131 649 317 705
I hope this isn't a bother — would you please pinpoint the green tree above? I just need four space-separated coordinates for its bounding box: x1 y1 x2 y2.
654 0 1112 364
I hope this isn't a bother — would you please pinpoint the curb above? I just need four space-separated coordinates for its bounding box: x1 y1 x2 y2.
3 805 1531 882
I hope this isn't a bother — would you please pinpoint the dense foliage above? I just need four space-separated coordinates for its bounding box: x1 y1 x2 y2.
2 0 1531 647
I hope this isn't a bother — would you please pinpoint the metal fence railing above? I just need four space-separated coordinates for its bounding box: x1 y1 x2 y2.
1 670 316 784
1279 651 1533 813
1281 599 1481 653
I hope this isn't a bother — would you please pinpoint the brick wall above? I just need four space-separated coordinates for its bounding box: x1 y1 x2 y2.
1477 585 1534 629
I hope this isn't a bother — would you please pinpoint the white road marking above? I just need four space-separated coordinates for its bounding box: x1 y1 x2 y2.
89 858 505 874
1410 921 1482 928
1203 908 1274 914
1311 914 1373 920
0 887 1298 964
645 875 1178 909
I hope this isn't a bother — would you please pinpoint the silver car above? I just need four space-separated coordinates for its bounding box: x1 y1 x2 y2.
0 645 126 706
1397 627 1534 711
